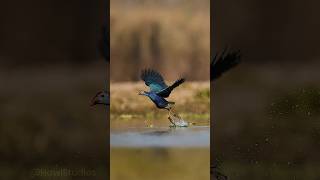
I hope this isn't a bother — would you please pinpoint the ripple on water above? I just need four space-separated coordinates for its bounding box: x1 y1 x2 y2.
110 126 209 148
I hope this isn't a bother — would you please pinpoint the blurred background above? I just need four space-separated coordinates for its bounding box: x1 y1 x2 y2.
0 0 108 179
110 0 210 180
110 0 210 81
212 0 320 179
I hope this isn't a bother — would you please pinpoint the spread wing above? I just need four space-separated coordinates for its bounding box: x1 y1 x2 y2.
141 69 168 92
211 49 241 81
156 78 185 98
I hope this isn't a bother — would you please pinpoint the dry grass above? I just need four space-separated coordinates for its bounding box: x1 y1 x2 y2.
110 0 210 81
0 64 108 179
110 82 210 128
110 82 209 113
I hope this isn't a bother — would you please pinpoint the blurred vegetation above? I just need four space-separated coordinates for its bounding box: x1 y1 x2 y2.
0 0 103 66
269 87 320 120
110 82 210 129
0 64 108 179
110 0 210 81
213 0 320 63
213 0 320 178
213 62 320 179
195 88 210 101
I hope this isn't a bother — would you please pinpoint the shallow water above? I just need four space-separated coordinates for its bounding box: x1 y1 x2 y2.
111 126 209 147
110 113 210 179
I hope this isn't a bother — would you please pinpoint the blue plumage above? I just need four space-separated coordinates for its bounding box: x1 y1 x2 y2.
140 91 174 110
140 69 185 98
139 69 184 110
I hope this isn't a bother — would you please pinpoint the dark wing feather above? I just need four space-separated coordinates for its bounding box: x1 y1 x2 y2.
141 69 168 92
211 49 241 81
100 4 109 62
157 78 185 98
100 25 109 62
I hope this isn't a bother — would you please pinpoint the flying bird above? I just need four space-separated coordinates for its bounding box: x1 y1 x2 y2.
140 69 185 98
139 69 185 110
211 49 241 81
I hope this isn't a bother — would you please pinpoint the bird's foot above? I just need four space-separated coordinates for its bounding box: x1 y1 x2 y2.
168 116 177 127
168 113 189 127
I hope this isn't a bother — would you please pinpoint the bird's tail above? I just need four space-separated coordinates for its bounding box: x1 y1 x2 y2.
170 78 185 89
156 78 185 98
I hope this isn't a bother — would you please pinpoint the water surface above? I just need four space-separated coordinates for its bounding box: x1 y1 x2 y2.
111 126 209 147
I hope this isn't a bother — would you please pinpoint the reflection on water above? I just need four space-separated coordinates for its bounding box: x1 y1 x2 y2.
110 116 210 180
111 148 210 180
110 124 210 179
111 126 209 147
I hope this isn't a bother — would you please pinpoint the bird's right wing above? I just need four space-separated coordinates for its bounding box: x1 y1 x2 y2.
156 78 185 98
211 49 241 81
141 69 168 92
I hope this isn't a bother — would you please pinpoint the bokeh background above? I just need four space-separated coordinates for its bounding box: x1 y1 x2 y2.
0 0 108 179
212 0 320 179
110 0 210 81
110 1 210 180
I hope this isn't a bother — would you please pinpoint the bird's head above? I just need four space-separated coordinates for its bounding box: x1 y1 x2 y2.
91 91 109 106
138 91 148 96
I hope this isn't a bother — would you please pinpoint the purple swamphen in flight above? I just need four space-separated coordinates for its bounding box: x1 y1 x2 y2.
138 69 185 111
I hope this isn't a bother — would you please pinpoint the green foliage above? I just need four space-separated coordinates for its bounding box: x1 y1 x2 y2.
195 88 210 100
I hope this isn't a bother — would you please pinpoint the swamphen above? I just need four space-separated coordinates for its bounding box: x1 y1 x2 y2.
138 69 185 110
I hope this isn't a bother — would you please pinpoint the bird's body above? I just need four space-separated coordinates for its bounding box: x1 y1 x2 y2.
139 69 184 110
139 69 185 126
139 91 174 110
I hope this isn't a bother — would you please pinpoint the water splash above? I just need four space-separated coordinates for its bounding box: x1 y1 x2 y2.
168 109 189 127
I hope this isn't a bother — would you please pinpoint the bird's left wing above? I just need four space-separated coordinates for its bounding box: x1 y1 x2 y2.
141 69 168 92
